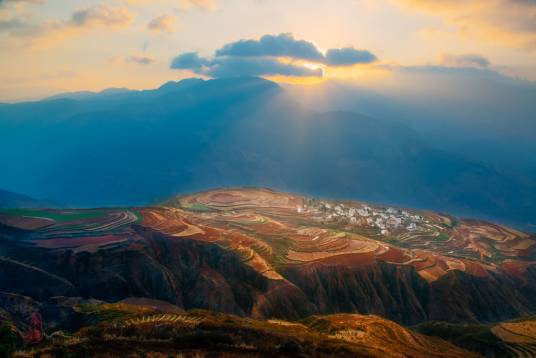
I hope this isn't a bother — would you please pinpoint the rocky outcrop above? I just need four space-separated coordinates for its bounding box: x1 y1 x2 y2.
282 260 536 325
0 228 302 318
429 269 536 322
282 261 430 325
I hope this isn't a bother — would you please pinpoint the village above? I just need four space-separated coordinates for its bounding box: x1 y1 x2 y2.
297 200 429 236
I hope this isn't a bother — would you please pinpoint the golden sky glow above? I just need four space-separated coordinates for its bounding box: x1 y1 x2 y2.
0 0 535 101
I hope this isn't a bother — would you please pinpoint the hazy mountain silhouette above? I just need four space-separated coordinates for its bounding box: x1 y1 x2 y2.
0 188 57 209
0 76 534 229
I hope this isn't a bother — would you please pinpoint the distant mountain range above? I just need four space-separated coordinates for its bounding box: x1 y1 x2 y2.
43 87 133 101
0 189 56 209
0 76 534 230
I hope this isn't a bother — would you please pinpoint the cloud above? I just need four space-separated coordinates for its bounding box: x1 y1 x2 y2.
171 33 377 79
0 0 38 32
171 53 322 78
214 33 377 66
439 53 490 68
2 5 134 47
148 14 176 32
206 57 323 78
123 0 217 10
394 0 536 50
171 52 322 77
125 55 154 65
171 52 208 69
0 0 44 4
0 17 25 30
215 33 324 61
325 47 377 66
71 6 133 28
180 0 217 10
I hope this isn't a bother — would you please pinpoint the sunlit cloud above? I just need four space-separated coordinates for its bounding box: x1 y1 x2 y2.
122 0 217 10
125 55 154 65
0 0 45 4
438 53 490 69
0 16 25 30
71 5 132 27
0 0 37 32
394 0 536 50
180 0 217 11
148 14 176 33
2 5 134 48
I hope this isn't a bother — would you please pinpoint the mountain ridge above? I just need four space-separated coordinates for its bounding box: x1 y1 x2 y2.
0 77 534 230
0 188 57 209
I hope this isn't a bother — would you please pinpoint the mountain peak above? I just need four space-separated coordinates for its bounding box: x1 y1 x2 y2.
158 78 205 92
206 76 280 89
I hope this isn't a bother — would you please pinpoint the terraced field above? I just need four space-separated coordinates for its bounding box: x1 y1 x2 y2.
0 188 534 283
0 208 140 252
1 188 536 357
161 188 536 283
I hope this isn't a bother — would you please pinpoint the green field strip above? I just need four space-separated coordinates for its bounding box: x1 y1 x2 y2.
0 208 106 222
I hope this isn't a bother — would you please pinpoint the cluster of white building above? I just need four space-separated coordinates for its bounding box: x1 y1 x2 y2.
297 201 427 236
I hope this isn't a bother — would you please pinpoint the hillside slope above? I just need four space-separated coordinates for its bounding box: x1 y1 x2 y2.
1 301 477 357
0 188 534 328
415 316 536 357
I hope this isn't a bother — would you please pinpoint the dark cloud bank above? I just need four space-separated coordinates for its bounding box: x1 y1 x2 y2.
171 33 377 77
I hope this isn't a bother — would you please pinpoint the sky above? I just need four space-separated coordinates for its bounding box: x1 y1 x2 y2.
1 0 536 101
